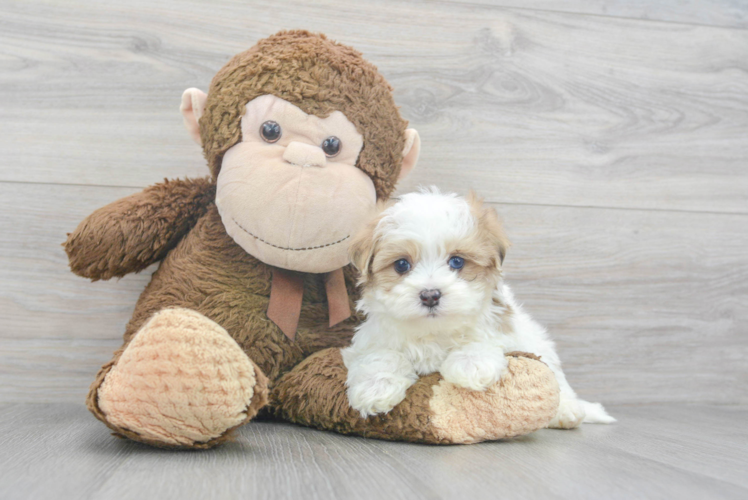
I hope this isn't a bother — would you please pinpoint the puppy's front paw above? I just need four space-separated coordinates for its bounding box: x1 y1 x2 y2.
440 348 508 391
548 397 586 429
346 375 412 417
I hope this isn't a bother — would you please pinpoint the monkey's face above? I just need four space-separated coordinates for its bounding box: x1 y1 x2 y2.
215 95 377 273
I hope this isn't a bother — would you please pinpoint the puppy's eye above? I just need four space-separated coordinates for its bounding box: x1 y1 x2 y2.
448 256 465 270
394 259 411 275
321 136 341 157
260 121 281 143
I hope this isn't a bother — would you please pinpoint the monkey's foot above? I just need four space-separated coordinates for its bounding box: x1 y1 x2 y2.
89 308 269 449
270 349 559 444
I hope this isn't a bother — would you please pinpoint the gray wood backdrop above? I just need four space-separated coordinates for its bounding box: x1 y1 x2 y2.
1 0 746 406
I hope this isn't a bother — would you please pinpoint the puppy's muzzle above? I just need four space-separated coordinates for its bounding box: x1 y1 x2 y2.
419 289 441 308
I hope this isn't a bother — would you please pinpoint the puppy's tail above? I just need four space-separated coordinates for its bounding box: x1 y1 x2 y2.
581 400 617 424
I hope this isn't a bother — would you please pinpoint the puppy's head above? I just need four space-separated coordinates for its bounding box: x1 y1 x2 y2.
349 187 509 324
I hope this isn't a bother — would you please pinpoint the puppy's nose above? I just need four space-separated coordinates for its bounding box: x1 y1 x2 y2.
419 289 441 307
283 141 327 167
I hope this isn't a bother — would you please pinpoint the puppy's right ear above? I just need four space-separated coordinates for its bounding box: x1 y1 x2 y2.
348 207 387 283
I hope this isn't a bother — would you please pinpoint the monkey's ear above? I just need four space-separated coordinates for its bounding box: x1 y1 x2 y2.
398 129 421 181
180 88 208 145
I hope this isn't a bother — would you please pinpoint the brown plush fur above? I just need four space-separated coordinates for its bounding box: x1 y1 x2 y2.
106 205 361 383
66 177 215 280
270 349 558 444
200 30 408 199
270 348 439 443
66 31 407 448
65 31 557 449
76 200 363 447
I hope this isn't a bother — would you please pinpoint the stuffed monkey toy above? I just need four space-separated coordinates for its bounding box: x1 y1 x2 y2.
65 30 559 449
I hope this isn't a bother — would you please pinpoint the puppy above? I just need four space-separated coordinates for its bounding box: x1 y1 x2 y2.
342 187 615 428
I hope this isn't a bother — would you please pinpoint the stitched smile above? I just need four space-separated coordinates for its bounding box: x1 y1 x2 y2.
231 217 350 251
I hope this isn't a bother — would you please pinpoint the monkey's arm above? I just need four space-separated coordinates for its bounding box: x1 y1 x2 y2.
65 177 215 280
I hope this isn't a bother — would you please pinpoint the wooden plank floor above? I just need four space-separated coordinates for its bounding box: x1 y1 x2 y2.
1 0 747 497
0 403 746 500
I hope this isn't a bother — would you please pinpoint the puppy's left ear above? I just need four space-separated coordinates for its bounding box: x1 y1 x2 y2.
468 191 510 266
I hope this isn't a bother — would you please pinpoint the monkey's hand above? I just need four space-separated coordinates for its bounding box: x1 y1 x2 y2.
64 177 215 280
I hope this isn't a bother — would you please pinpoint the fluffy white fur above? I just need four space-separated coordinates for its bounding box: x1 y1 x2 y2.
342 187 615 428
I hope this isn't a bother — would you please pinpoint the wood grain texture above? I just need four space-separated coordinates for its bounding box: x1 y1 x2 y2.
0 403 746 500
1 182 745 405
0 183 152 341
1 0 747 213
454 0 748 29
0 339 119 403
0 2 746 490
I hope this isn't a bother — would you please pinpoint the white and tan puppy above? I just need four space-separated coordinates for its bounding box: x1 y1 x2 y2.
342 187 615 428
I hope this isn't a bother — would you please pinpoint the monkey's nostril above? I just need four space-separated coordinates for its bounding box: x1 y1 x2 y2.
419 289 441 307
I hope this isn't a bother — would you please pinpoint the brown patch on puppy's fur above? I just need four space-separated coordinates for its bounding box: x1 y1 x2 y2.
349 200 423 293
439 192 510 288
348 202 393 283
371 240 421 275
447 240 501 287
368 240 420 292
466 191 510 266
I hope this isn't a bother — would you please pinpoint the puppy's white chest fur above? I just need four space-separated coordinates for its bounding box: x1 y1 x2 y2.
381 324 493 376
356 310 510 377
406 336 464 375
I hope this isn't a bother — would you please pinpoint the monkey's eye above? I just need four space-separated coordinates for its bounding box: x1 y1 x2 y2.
394 259 411 275
448 256 465 270
260 121 281 143
321 136 341 157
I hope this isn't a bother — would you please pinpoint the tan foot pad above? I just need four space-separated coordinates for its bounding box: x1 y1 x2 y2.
96 308 266 447
270 349 559 444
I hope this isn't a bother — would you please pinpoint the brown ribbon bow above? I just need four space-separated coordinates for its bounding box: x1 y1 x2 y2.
266 267 351 341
